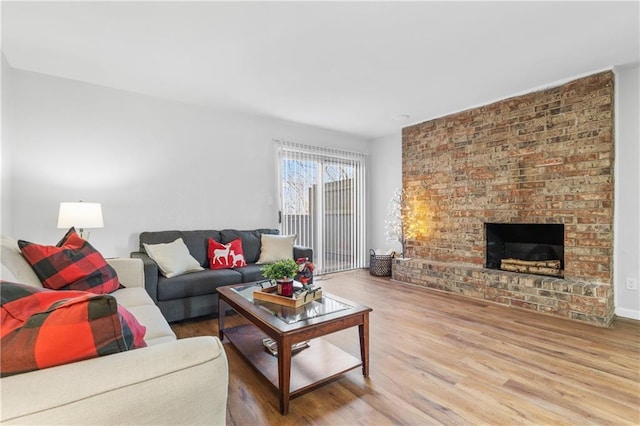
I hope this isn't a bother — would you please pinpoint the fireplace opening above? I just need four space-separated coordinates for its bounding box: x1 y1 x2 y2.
485 223 564 277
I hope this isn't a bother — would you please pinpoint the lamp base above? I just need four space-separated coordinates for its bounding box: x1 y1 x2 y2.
78 228 90 241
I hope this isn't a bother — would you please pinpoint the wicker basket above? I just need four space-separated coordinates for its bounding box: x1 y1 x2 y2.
369 249 395 277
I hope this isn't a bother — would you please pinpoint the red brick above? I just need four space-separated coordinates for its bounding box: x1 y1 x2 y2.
399 72 614 325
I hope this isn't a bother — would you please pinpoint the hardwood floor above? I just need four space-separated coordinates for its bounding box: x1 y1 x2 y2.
171 269 640 425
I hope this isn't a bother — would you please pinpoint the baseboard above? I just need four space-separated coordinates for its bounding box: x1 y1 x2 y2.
615 307 640 320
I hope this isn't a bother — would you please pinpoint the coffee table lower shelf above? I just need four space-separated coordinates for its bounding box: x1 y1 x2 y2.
224 324 362 398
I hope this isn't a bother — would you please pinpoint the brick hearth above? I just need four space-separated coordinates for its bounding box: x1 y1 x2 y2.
395 71 614 326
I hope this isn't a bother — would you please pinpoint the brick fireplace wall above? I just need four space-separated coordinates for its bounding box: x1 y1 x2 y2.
394 72 614 326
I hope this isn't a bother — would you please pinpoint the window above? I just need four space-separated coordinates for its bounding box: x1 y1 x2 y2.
275 140 367 274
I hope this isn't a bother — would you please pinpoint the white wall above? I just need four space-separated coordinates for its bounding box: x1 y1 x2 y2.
2 64 368 257
614 64 640 320
1 55 13 234
367 132 402 255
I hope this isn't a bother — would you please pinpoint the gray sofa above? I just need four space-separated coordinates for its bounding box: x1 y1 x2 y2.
131 229 313 322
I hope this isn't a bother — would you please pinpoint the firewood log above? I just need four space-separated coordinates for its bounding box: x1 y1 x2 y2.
501 258 561 269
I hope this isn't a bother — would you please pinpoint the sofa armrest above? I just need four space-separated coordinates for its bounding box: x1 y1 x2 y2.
131 251 159 302
294 245 313 263
107 257 144 288
0 337 228 425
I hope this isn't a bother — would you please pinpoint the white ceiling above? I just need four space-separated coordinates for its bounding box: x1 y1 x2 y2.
2 1 639 139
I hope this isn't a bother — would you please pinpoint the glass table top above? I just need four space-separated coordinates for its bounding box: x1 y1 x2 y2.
231 282 353 325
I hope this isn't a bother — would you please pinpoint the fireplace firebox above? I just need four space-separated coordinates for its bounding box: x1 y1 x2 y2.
485 223 564 277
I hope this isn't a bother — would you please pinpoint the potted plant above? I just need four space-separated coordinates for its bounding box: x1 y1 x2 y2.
261 258 299 297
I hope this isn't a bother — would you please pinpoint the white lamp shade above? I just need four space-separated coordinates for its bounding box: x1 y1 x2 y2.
57 202 104 229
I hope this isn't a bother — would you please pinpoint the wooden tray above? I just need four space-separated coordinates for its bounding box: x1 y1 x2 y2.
253 286 322 308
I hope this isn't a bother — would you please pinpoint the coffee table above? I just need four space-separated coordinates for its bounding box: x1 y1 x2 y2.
217 282 372 415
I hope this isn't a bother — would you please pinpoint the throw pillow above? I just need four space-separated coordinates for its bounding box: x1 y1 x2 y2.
257 234 297 264
0 281 146 377
207 238 246 270
18 228 120 294
143 238 204 278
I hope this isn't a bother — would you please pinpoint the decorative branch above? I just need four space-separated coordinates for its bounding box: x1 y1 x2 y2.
383 189 404 257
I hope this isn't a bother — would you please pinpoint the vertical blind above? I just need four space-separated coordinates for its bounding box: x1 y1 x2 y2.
275 140 367 275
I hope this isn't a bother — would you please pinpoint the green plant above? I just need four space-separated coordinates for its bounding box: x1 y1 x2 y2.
261 258 299 281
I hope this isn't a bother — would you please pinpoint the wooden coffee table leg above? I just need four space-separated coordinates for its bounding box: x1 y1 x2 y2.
277 336 292 415
218 298 226 340
359 312 370 377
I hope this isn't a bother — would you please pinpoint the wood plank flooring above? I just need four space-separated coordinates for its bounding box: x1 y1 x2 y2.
170 269 640 425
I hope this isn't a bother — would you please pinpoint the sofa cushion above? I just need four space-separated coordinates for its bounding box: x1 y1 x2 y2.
157 269 242 301
110 286 156 309
1 264 18 282
110 287 176 345
235 263 268 283
257 234 297 264
1 236 42 287
219 230 261 264
180 231 221 267
139 230 221 268
18 229 120 294
139 231 183 250
143 238 203 278
0 281 146 377
208 238 246 269
123 304 176 346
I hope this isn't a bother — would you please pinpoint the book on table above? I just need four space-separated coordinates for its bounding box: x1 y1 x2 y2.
262 337 309 357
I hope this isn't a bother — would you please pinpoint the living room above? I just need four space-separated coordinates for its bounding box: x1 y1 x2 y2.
1 1 639 424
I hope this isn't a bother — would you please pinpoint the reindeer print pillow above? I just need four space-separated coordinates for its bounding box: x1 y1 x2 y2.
207 238 247 270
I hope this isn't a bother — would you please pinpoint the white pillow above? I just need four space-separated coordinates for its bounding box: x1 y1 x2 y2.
143 238 204 278
257 234 296 264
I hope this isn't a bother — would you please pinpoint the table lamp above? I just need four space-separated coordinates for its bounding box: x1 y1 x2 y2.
57 201 104 240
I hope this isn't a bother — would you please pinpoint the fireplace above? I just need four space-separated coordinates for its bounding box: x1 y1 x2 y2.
485 223 564 277
395 72 614 326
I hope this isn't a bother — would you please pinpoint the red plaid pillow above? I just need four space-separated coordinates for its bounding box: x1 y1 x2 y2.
208 238 246 269
18 228 120 294
1 281 146 377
